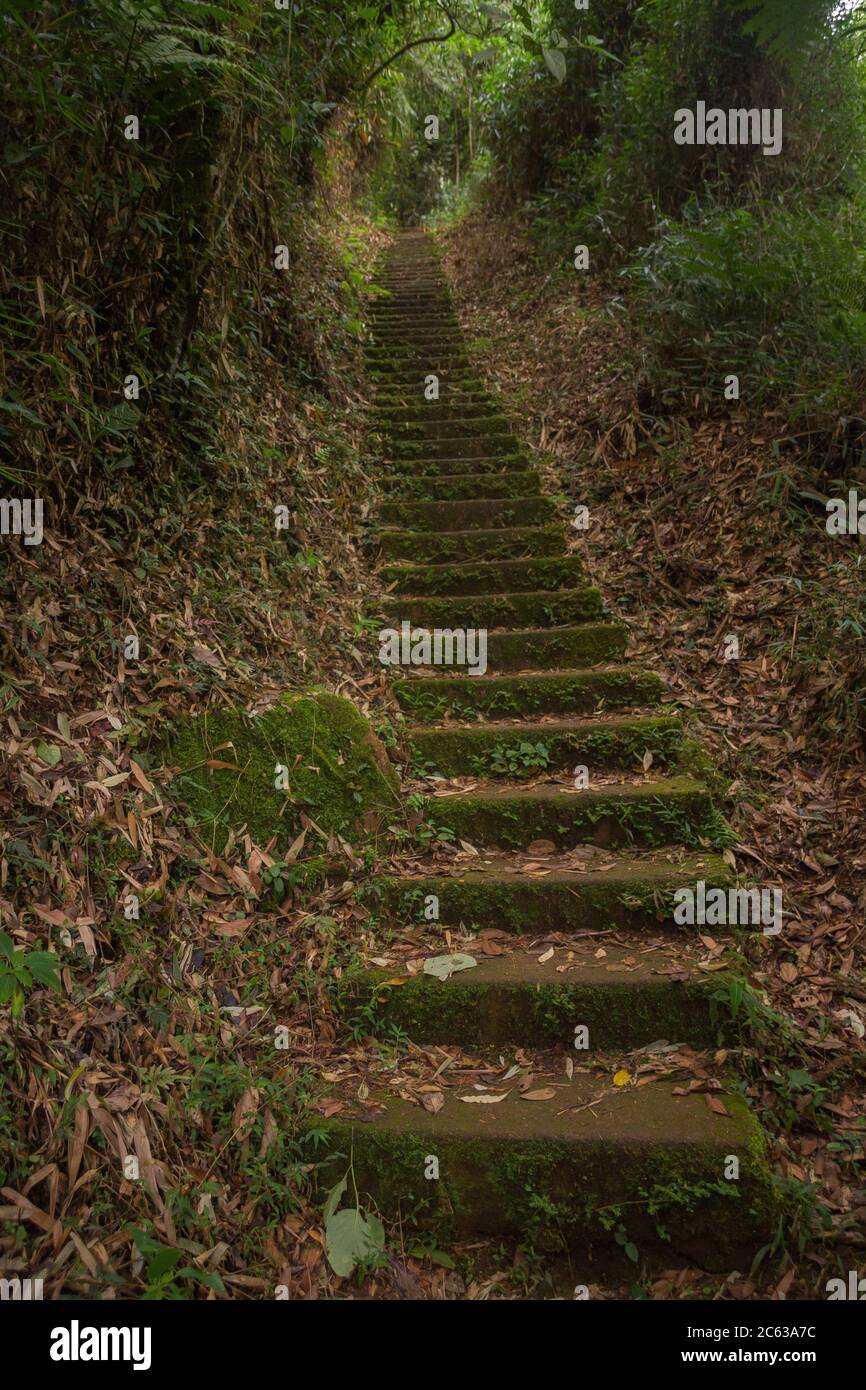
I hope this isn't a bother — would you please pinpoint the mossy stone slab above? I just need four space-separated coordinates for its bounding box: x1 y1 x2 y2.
166 691 400 851
313 1080 778 1268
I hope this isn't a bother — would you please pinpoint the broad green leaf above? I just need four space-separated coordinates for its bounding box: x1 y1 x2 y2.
325 1207 385 1278
26 953 61 990
178 1266 226 1293
543 47 567 82
146 1246 184 1281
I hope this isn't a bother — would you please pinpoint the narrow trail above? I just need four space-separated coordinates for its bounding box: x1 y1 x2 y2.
325 230 777 1272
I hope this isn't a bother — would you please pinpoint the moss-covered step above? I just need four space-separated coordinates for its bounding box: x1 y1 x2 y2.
381 414 513 440
378 496 555 532
371 850 733 933
370 370 485 390
386 433 524 462
395 622 627 675
164 690 400 853
369 329 465 346
381 554 586 596
378 470 543 502
377 524 566 564
375 402 502 425
380 455 530 483
423 777 723 851
375 385 490 404
393 666 663 721
365 350 473 371
378 586 603 630
373 390 497 412
370 314 460 328
409 712 683 776
369 364 476 384
370 343 468 362
370 310 459 323
312 1077 777 1268
340 945 725 1049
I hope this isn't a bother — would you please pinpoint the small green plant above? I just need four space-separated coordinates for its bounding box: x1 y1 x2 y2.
483 740 553 777
259 861 300 905
322 1164 387 1281
0 932 61 1020
129 1226 226 1299
751 1175 833 1273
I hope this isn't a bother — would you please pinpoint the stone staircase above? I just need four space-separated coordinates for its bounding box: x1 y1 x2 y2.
319 230 776 1275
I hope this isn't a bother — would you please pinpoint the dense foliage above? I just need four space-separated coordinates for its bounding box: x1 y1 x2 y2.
369 0 866 452
0 0 422 493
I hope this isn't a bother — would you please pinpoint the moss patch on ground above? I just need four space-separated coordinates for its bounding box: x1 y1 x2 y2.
166 690 401 852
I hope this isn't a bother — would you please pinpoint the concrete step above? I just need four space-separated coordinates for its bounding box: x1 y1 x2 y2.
386 435 525 462
378 495 556 532
422 776 724 851
377 470 543 501
372 849 732 934
377 523 567 564
312 1067 776 1268
340 940 726 1048
381 554 587 597
377 584 603 628
408 712 684 776
393 665 663 721
382 450 531 476
386 622 627 675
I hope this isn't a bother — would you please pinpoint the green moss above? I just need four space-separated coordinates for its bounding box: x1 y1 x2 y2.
394 667 663 721
409 714 683 777
377 523 566 564
676 735 732 799
340 967 723 1049
165 690 401 852
422 777 724 851
378 496 555 531
371 857 732 933
381 554 585 598
379 586 602 630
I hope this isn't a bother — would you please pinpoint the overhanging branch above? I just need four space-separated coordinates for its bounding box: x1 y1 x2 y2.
358 2 457 94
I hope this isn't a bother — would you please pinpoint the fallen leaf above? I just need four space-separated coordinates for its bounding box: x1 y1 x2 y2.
423 953 477 980
526 839 556 856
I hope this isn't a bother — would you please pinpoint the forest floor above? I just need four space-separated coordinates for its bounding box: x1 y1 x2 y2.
1 211 864 1301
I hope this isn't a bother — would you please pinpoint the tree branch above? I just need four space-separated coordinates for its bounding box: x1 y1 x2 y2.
358 2 457 94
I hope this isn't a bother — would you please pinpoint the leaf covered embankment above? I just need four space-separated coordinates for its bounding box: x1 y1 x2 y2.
0 0 413 1299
